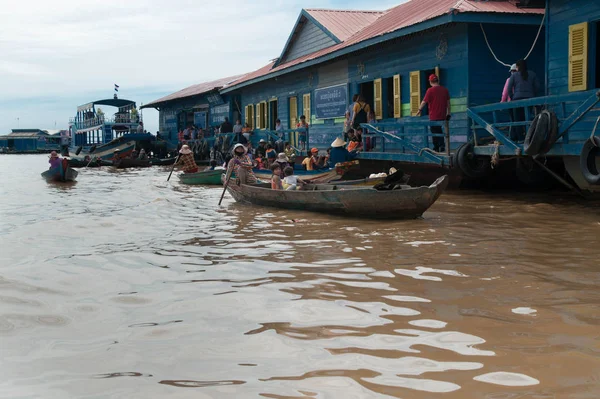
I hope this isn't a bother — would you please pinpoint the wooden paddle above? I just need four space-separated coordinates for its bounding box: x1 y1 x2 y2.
84 145 98 167
218 163 234 206
167 155 180 181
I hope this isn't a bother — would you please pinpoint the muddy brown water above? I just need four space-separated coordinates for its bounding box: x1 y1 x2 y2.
1 154 600 399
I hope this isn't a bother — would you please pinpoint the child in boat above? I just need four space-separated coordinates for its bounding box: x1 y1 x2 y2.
48 151 61 169
270 163 283 190
265 144 277 167
284 142 296 164
175 145 199 174
282 166 305 190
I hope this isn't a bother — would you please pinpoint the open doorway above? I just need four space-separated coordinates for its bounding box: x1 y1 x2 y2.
359 81 374 109
424 67 440 90
269 100 278 130
385 77 395 118
595 21 600 88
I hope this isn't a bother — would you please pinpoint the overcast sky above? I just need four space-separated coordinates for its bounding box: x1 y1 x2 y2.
0 0 401 135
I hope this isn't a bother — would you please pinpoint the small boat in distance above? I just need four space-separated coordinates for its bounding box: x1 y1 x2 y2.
225 175 449 219
41 159 78 182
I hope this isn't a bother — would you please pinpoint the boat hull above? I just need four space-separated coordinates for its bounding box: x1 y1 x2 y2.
41 160 78 182
226 175 449 219
112 158 151 169
179 169 223 185
70 139 136 161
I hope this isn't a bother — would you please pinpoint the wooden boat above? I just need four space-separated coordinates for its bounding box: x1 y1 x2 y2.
225 175 449 219
112 158 151 169
149 157 177 166
41 159 78 182
179 169 224 185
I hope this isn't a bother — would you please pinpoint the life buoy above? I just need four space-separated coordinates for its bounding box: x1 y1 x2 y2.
579 136 600 185
453 142 490 179
524 110 558 155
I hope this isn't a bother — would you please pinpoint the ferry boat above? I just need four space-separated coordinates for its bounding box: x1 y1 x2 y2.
67 98 157 161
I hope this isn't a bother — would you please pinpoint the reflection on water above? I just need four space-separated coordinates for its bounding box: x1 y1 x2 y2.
1 154 600 398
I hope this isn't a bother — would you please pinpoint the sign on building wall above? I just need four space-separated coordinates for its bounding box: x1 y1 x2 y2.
194 112 207 129
207 92 225 106
314 84 347 119
210 103 230 126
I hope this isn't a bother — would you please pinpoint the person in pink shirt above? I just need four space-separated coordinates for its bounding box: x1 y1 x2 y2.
48 151 61 169
501 64 517 102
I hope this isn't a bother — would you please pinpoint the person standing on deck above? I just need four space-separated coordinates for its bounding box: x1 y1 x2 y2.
275 119 284 140
137 122 144 134
296 115 309 154
351 95 371 130
417 74 450 153
507 59 540 141
345 94 358 141
233 119 243 142
502 64 518 140
220 117 233 134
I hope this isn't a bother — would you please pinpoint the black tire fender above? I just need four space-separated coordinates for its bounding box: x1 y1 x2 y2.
580 136 600 185
75 146 83 155
524 111 548 155
453 142 490 179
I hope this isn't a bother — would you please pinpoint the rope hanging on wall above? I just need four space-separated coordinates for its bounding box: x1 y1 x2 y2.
480 12 546 67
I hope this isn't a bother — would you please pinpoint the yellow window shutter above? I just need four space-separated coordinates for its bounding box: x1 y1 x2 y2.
248 104 254 129
262 102 268 129
255 103 261 130
374 78 383 120
569 22 588 92
393 74 401 118
410 71 421 116
290 97 298 128
303 94 311 121
244 105 249 125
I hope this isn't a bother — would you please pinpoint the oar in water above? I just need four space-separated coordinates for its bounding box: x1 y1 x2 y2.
85 145 98 167
218 163 234 206
167 155 180 181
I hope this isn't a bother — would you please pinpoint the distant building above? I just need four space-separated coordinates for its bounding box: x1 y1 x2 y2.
0 129 66 153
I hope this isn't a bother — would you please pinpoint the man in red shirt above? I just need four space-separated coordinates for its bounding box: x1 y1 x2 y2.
417 74 450 153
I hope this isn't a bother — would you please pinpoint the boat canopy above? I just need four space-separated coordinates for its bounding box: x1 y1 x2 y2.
77 99 136 112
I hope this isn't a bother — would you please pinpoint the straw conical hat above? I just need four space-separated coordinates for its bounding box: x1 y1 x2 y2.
331 137 346 148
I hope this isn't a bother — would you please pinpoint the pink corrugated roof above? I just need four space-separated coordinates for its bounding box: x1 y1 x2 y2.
143 74 245 108
305 9 385 42
225 0 543 91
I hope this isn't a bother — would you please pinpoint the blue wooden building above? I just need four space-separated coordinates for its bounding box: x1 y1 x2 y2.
0 129 65 153
466 0 600 192
219 1 545 169
141 75 244 147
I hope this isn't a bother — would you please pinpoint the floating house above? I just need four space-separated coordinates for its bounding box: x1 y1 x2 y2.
141 75 244 142
0 129 66 153
145 0 600 190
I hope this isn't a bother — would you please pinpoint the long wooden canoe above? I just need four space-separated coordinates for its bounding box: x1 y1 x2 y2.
225 175 449 219
179 169 223 185
41 159 78 182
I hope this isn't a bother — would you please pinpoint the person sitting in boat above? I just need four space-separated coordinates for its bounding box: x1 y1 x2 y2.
282 166 305 191
175 144 199 174
329 137 358 167
48 151 61 169
228 143 257 185
112 149 121 163
256 139 267 158
138 149 148 160
265 144 277 167
302 148 322 171
270 163 283 190
130 149 138 159
204 159 218 171
255 157 266 170
284 142 296 164
272 153 289 178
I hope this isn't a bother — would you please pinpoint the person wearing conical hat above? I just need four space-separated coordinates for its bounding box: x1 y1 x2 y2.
48 151 61 169
175 144 198 174
227 143 257 184
329 137 357 167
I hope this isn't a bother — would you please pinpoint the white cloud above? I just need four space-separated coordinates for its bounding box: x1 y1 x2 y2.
0 0 401 133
